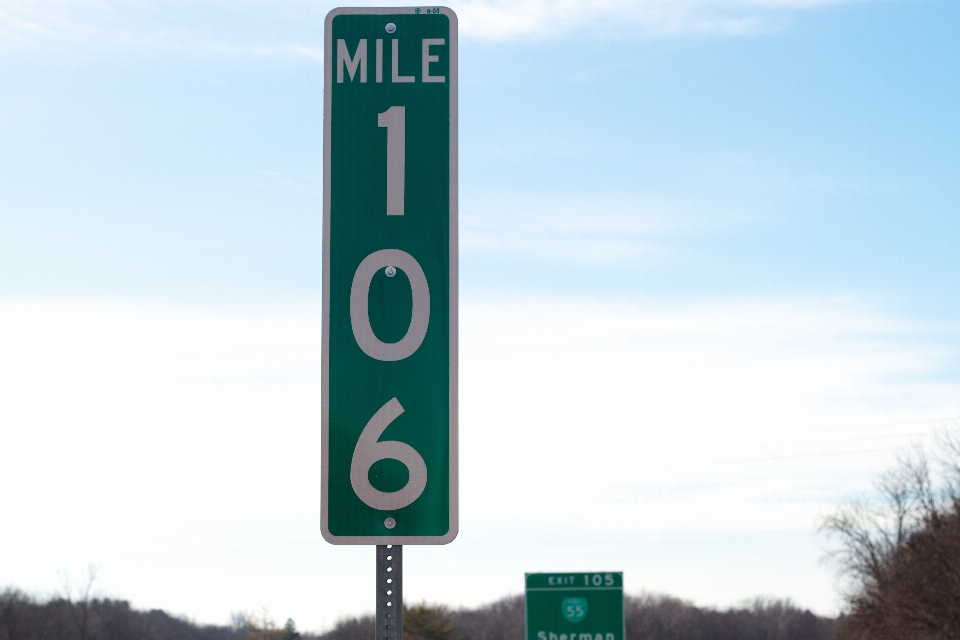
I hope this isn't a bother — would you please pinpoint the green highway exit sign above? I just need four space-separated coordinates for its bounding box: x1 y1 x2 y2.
525 573 624 640
321 7 458 544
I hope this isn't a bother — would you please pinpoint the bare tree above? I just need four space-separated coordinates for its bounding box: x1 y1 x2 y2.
60 564 100 640
450 595 524 640
822 425 960 639
317 614 375 640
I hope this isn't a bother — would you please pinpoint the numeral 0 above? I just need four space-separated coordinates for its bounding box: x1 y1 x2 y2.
350 248 430 362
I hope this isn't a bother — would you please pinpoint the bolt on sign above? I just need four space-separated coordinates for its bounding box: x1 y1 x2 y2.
322 7 458 544
525 573 624 640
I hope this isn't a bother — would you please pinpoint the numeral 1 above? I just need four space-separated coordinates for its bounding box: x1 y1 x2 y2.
378 106 405 216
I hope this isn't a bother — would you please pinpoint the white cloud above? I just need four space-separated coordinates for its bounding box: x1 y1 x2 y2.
452 0 782 40
460 296 957 529
0 0 865 57
0 296 956 627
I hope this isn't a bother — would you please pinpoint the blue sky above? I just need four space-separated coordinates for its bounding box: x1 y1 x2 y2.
1 0 960 632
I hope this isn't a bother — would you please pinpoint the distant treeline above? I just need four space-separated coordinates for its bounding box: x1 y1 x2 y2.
0 590 311 640
1 589 837 640
321 596 837 640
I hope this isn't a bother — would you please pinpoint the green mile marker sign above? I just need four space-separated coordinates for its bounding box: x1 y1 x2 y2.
525 573 624 640
321 7 458 545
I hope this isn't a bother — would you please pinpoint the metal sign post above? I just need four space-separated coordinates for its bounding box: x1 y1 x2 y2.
525 573 625 640
322 6 458 638
376 545 402 640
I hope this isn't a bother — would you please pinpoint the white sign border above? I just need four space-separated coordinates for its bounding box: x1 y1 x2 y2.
321 6 458 545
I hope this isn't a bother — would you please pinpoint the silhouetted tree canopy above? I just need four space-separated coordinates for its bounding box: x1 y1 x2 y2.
404 603 455 640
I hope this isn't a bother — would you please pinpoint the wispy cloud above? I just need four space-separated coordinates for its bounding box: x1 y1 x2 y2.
0 0 865 59
461 191 757 265
463 193 684 264
0 0 327 60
